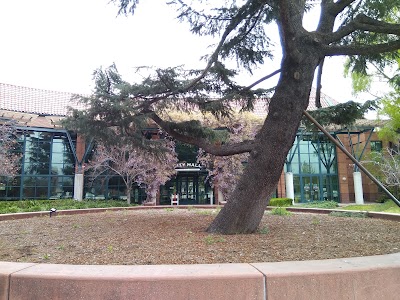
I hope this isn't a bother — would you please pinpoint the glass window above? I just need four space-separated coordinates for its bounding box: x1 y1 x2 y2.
286 132 339 203
51 152 64 165
8 129 78 200
370 141 382 152
299 143 310 153
23 176 36 186
52 142 66 153
290 162 300 173
22 186 36 198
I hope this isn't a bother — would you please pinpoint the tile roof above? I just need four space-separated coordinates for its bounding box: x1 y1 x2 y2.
0 83 339 129
0 83 85 116
251 88 339 118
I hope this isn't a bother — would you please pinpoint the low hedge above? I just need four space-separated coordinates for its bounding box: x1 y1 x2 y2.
269 197 292 207
0 199 134 214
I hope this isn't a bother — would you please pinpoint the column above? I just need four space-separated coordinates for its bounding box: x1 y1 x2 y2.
285 172 295 205
74 173 84 201
353 171 364 205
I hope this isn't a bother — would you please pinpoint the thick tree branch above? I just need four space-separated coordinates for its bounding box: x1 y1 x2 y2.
325 14 400 43
148 111 256 156
329 0 357 16
317 0 336 33
324 39 400 56
279 0 306 39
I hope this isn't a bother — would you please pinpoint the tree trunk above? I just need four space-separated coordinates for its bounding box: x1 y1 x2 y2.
126 187 132 205
207 52 321 234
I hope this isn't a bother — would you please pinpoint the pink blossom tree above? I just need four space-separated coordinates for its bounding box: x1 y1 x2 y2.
197 114 261 201
0 121 21 178
137 141 178 203
86 139 178 204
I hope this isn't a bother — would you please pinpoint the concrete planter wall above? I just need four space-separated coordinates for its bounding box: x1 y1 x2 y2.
1 207 400 299
1 253 400 300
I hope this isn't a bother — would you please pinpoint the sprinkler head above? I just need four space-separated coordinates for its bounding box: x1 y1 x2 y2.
49 208 57 217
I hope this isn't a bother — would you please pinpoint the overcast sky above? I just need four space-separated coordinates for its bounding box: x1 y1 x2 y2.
0 0 380 104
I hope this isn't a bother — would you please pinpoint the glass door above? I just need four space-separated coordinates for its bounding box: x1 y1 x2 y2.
301 176 320 202
160 172 214 205
177 174 198 205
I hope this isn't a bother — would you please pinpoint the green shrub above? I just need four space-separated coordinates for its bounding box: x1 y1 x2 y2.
29 206 44 212
300 201 339 209
269 198 292 207
5 206 19 213
375 195 388 203
270 207 292 216
258 225 269 234
0 199 134 214
329 211 368 218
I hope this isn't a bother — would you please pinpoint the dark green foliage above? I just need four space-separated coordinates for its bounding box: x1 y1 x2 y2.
375 196 389 203
63 63 263 147
269 197 292 207
167 120 215 139
304 100 379 129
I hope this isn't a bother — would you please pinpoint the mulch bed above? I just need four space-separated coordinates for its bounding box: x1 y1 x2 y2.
0 209 399 265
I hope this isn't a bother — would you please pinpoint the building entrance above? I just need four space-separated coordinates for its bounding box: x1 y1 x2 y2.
176 174 197 205
293 174 339 203
176 172 213 205
160 171 213 205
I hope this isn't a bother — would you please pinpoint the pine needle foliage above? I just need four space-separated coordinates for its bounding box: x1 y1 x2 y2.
303 100 379 130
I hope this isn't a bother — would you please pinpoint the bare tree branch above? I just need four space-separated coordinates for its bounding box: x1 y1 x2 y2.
246 69 281 90
325 14 400 43
324 39 400 56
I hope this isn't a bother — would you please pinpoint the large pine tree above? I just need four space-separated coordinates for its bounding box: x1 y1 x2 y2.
65 0 400 234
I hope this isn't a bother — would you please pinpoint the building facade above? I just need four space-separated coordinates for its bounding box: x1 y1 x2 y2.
0 83 385 204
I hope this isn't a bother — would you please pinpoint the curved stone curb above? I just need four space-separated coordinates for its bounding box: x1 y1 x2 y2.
1 253 400 300
1 205 399 222
0 205 220 221
251 252 400 300
1 206 400 299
